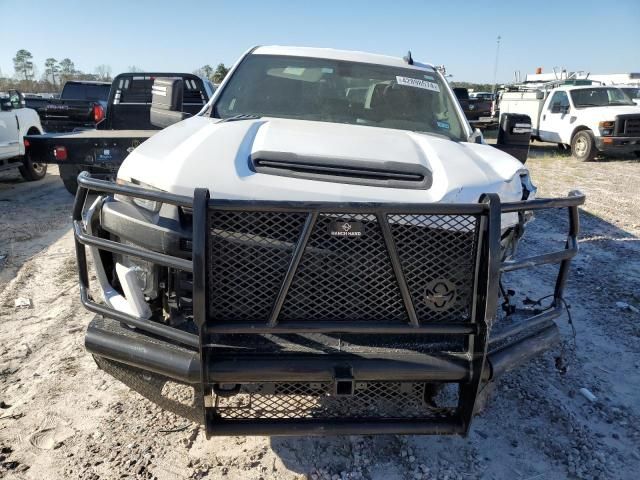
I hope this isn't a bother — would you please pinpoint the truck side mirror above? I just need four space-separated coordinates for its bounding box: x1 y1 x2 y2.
7 89 25 109
535 91 544 100
150 77 190 128
551 104 570 114
494 113 532 164
0 100 12 111
468 128 484 144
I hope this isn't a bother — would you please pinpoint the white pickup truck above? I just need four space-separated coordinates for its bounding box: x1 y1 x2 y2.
500 84 640 161
73 46 584 437
0 90 47 180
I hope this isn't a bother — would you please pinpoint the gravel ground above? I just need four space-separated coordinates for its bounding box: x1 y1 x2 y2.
1 150 639 480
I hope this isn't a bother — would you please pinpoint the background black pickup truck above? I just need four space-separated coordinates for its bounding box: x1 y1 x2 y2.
24 80 111 133
26 73 215 194
453 87 494 126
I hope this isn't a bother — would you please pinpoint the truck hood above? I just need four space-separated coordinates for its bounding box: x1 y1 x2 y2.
119 116 528 206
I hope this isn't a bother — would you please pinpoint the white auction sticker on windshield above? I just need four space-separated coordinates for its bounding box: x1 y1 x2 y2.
396 76 440 92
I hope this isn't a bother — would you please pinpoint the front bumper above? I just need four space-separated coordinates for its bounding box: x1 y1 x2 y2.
596 136 640 153
73 172 585 437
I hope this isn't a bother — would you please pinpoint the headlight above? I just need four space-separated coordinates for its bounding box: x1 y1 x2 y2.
520 172 537 201
115 178 163 213
598 121 615 137
132 197 162 213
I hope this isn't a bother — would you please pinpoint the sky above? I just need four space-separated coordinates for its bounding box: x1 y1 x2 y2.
2 0 639 84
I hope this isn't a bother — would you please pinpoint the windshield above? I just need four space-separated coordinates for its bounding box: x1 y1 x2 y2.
570 87 635 107
471 92 493 100
62 83 111 102
213 54 466 141
621 87 640 100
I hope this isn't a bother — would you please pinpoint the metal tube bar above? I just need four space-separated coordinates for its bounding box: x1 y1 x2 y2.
207 200 488 215
554 205 581 300
205 321 476 335
501 193 585 212
85 318 201 383
206 417 465 436
484 324 560 381
267 212 318 327
488 306 563 345
459 193 500 432
72 184 91 291
79 288 199 348
73 221 193 272
192 188 210 329
376 212 420 327
501 246 577 272
77 171 193 207
208 353 470 383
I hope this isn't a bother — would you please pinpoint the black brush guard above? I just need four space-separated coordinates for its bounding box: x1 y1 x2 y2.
73 172 585 436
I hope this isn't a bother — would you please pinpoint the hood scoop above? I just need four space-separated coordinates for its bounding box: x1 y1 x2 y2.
250 151 433 190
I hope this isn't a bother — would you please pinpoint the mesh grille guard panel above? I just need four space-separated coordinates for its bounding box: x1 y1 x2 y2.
208 211 478 325
213 382 456 420
208 211 307 322
389 214 478 324
279 213 409 323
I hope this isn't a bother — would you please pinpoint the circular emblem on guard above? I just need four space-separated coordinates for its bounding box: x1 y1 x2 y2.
423 279 457 311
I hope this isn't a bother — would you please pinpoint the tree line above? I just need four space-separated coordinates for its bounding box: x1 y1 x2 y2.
450 81 498 93
1 49 229 94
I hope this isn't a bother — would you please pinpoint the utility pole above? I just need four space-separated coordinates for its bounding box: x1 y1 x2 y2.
492 35 501 94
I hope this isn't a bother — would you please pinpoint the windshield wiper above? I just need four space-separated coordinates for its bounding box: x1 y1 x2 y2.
219 114 262 123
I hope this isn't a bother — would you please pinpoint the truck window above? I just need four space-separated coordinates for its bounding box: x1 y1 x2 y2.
115 76 206 105
453 88 469 100
622 87 640 100
214 54 466 141
548 91 569 111
62 83 110 102
570 87 635 108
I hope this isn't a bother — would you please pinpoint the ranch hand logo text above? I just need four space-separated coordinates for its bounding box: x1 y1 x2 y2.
329 221 364 237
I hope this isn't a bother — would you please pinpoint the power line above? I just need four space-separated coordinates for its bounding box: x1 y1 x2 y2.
492 35 501 94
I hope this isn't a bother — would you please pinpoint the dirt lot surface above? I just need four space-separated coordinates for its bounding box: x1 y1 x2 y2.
1 149 639 480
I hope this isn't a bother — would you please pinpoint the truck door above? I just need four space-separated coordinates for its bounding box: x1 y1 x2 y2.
539 91 571 143
0 93 21 160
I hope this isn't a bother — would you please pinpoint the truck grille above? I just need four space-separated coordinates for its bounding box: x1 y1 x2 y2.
214 382 455 419
624 117 640 136
208 211 478 325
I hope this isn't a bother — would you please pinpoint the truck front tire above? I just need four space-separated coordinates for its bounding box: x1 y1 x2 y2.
59 164 81 195
571 130 597 162
18 154 47 181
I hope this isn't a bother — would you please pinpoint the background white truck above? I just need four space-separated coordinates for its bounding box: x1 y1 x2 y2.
499 82 640 161
0 90 47 180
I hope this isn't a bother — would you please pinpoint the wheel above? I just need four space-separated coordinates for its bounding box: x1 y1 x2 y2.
571 130 597 162
18 154 47 181
59 164 81 195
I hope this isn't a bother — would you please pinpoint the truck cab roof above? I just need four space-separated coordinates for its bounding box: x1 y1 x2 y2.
64 80 111 86
252 45 436 71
